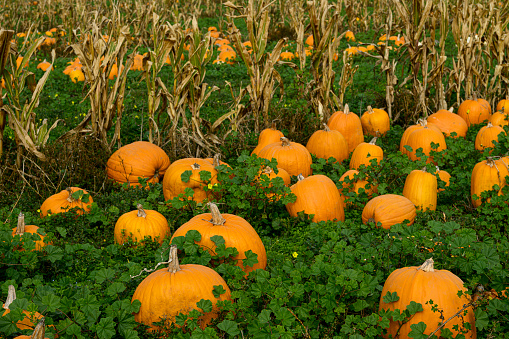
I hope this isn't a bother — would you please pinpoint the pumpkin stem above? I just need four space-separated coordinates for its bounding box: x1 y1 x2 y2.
15 212 25 235
369 137 378 145
66 187 75 203
297 174 305 181
167 245 181 273
367 217 375 223
323 123 330 132
417 258 435 272
367 106 374 114
436 165 440 173
486 157 495 167
487 122 493 128
448 106 454 113
212 154 221 167
4 285 16 310
421 166 428 173
344 104 350 115
208 202 226 226
136 204 147 218
270 121 277 130
280 137 291 147
31 318 46 339
262 166 273 174
191 163 201 170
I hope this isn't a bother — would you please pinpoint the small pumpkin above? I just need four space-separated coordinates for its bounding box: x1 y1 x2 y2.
349 137 383 170
435 166 451 192
327 104 364 153
402 167 437 211
458 96 491 127
251 124 285 156
338 169 378 205
258 137 312 177
496 98 509 114
471 157 509 208
305 124 349 163
286 174 345 222
474 122 505 152
379 258 476 339
11 213 49 251
255 166 291 200
427 107 468 138
489 111 509 127
132 246 231 331
40 187 93 217
114 204 170 246
360 106 390 137
361 194 416 229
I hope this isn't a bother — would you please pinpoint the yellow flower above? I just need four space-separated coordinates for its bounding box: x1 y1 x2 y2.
37 209 40 212
292 252 298 258
72 101 74 105
55 93 58 97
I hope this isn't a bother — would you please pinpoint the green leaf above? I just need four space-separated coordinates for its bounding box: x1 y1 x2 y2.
211 235 225 246
258 309 272 324
352 299 369 312
196 299 213 313
406 301 423 315
199 170 212 182
408 322 427 339
41 294 61 312
95 317 116 339
92 268 116 284
44 245 64 263
106 282 126 296
218 319 240 336
181 170 192 183
474 309 489 330
185 230 202 242
243 250 259 268
212 285 227 298
382 291 400 303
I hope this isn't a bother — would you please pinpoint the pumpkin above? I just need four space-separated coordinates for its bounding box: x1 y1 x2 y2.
132 246 231 331
106 141 171 187
171 203 267 274
327 104 364 153
496 98 509 113
471 157 509 208
279 51 295 61
305 124 349 163
255 166 291 200
2 285 44 331
162 158 219 203
305 34 314 46
114 204 170 246
379 258 476 339
108 63 123 80
63 58 82 75
360 106 390 137
435 166 451 192
11 213 49 251
427 107 468 138
349 137 383 170
36 60 53 71
69 68 84 83
402 167 437 211
400 119 446 164
361 194 416 229
258 137 312 177
474 122 505 152
345 30 355 41
130 53 145 71
252 124 284 156
40 187 93 217
458 97 491 127
216 50 236 64
14 318 48 339
286 174 345 222
489 111 509 127
338 169 378 205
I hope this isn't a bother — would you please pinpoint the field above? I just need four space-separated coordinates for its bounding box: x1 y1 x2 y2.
0 0 509 338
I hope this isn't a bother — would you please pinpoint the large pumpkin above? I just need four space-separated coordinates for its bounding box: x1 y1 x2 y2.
402 167 437 211
379 258 476 339
162 158 219 203
305 124 349 163
286 174 345 222
360 106 390 137
474 122 505 153
400 119 446 164
349 137 383 170
132 246 231 331
327 104 364 153
114 204 170 246
471 157 509 208
11 213 49 251
40 187 93 217
251 124 284 156
362 194 416 229
171 203 267 275
257 137 312 177
427 107 468 138
458 97 491 127
106 141 170 187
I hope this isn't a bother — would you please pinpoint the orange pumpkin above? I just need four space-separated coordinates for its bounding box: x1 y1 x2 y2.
402 167 437 211
106 141 171 187
114 204 170 246
327 104 364 153
306 124 349 163
338 169 378 205
427 107 468 138
255 166 291 200
458 98 491 127
471 157 509 208
349 137 383 170
40 187 93 217
162 158 219 203
279 51 295 61
400 119 446 164
496 98 509 113
11 213 49 251
2 285 44 331
489 111 509 127
171 203 267 274
286 174 345 222
362 194 416 229
132 246 231 331
379 258 476 339
14 317 48 339
435 166 451 192
360 106 390 137
251 124 284 156
69 69 84 83
474 122 505 152
36 60 53 71
258 137 312 177
345 30 356 41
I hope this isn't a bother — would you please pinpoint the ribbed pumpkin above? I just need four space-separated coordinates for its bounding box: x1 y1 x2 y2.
258 137 312 177
40 187 93 217
400 120 446 164
171 203 267 274
427 107 468 138
471 157 509 208
251 124 284 156
360 106 390 137
106 141 170 187
11 213 49 251
327 104 364 153
162 158 219 203
474 122 505 152
400 119 443 152
458 97 491 127
2 285 44 331
402 167 437 211
255 166 291 200
305 124 349 163
338 169 378 205
379 258 476 339
349 137 383 170
489 111 509 127
286 174 345 222
362 194 416 229
436 166 451 192
132 246 231 331
496 98 509 113
114 204 170 246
